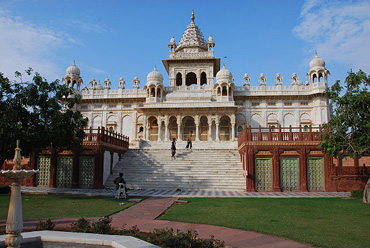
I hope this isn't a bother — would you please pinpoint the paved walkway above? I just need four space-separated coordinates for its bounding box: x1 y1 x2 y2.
21 186 350 198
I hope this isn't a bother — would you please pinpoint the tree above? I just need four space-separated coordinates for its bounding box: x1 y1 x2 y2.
0 69 88 164
320 70 370 158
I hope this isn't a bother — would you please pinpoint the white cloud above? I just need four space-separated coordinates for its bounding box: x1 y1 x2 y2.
0 7 73 81
293 0 370 72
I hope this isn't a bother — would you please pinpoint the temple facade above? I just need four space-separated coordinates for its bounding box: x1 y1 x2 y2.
63 12 330 150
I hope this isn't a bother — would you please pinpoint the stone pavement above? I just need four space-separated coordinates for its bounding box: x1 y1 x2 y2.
21 186 350 198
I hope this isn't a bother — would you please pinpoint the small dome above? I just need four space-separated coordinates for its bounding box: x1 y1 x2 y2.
216 64 233 82
66 60 80 76
146 66 163 83
309 52 325 69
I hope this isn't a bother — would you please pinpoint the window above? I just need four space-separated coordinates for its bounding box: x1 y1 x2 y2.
109 104 116 109
268 102 276 106
94 105 102 109
300 102 309 106
252 102 260 107
123 104 131 108
81 105 88 110
284 102 292 106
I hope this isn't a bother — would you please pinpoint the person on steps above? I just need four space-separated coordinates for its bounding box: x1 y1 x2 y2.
171 138 177 160
186 131 193 149
114 172 127 196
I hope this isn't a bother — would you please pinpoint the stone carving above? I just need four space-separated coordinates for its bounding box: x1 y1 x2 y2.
132 76 140 89
103 78 111 89
118 77 125 89
275 73 283 86
89 78 97 90
243 73 251 86
291 73 303 86
259 73 267 86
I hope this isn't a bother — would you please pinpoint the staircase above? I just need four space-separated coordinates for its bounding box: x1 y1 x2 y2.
105 148 245 191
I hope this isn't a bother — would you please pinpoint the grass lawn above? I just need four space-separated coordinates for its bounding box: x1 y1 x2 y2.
0 194 136 220
161 197 370 248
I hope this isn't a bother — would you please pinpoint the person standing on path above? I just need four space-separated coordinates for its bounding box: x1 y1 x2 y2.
171 138 177 160
186 131 193 149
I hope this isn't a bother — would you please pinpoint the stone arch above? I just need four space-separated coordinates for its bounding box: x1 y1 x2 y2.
169 116 178 140
150 87 155 97
121 115 133 140
251 114 262 129
300 113 311 123
222 85 228 96
186 72 197 86
107 115 118 132
176 72 182 86
236 113 246 136
283 113 295 130
200 115 209 141
136 115 144 138
312 73 317 84
201 72 207 85
182 116 195 140
92 115 102 128
219 115 231 141
147 116 158 141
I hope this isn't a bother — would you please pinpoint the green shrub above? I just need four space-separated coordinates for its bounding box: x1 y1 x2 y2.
36 219 55 230
91 216 112 234
351 190 364 199
0 185 10 194
147 228 225 248
71 218 91 233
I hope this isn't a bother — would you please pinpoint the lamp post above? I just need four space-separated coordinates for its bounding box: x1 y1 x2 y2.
0 141 38 248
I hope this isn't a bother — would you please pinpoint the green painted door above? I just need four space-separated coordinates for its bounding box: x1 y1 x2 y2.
255 158 273 192
37 156 51 186
280 157 299 191
57 156 73 188
79 156 95 189
307 157 325 191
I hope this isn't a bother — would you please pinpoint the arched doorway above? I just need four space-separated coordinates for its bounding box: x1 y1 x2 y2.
169 116 178 140
186 72 197 86
201 72 207 85
148 116 158 141
219 116 231 141
200 116 209 141
182 116 195 140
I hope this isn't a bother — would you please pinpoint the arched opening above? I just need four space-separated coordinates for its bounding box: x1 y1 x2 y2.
150 88 155 97
304 125 309 132
176 73 182 86
136 115 144 139
169 116 178 140
201 72 207 85
182 116 195 140
67 79 71 85
72 80 76 87
157 88 161 98
220 116 231 141
312 73 317 84
148 116 158 141
200 116 209 141
186 72 197 86
139 126 144 132
222 86 228 96
217 87 221 96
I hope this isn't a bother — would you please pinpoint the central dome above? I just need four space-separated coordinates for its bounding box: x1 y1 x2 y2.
146 66 163 83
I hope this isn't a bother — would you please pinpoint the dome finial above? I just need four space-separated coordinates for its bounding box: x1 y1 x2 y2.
154 65 157 71
73 60 76 65
191 10 195 22
315 50 318 57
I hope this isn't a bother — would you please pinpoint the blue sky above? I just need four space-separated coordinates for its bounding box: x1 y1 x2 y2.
1 0 369 88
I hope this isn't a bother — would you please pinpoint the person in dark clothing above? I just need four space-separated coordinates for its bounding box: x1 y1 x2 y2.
113 172 127 195
171 138 177 160
186 131 193 149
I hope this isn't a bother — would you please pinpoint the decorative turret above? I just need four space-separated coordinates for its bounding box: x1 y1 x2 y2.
103 78 111 89
274 73 283 86
132 76 140 89
243 73 251 86
62 60 83 90
290 73 303 86
144 66 164 103
176 11 207 51
214 64 235 101
168 37 177 51
307 52 330 84
118 77 125 89
258 73 267 86
207 35 215 50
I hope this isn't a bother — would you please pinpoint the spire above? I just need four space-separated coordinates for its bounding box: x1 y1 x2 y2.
176 11 207 51
73 60 76 65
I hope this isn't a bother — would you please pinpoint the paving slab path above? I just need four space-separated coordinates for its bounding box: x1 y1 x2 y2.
110 197 310 248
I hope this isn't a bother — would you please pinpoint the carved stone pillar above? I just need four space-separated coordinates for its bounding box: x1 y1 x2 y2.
164 118 169 141
208 123 212 141
177 115 182 141
143 116 148 140
215 122 220 141
195 115 200 141
158 120 162 141
231 121 236 141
